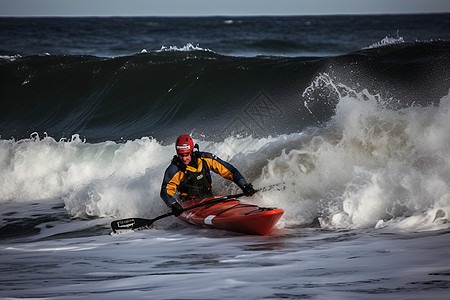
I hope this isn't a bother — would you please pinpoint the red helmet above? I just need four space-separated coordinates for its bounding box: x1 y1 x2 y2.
175 134 194 154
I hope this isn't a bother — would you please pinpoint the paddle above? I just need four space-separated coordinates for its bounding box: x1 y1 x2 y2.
111 192 248 233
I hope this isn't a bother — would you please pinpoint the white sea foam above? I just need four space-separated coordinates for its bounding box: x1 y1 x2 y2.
0 54 22 61
1 80 449 232
365 35 405 49
259 74 450 231
156 43 213 53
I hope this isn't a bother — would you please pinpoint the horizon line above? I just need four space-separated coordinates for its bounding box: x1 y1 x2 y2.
1 11 449 18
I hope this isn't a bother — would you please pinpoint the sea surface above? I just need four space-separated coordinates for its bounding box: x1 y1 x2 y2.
1 14 449 299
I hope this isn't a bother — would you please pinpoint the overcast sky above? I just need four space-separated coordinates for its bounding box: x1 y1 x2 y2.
1 0 449 17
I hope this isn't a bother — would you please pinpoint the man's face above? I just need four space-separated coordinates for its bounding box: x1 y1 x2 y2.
178 152 192 165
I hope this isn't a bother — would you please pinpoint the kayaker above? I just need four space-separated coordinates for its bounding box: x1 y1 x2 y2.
160 134 256 217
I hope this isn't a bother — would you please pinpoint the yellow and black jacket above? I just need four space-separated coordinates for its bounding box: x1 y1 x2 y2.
160 151 248 208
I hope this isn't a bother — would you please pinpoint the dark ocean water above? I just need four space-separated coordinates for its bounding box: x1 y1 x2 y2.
1 14 450 299
1 14 449 58
1 14 449 142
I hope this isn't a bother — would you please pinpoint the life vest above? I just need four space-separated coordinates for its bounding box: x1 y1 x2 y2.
172 152 213 198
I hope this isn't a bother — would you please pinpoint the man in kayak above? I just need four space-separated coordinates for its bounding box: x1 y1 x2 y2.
160 134 256 217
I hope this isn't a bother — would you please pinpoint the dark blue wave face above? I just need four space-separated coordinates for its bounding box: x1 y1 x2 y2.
1 41 449 143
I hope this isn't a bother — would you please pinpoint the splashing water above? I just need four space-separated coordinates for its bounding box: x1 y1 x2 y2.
257 74 450 231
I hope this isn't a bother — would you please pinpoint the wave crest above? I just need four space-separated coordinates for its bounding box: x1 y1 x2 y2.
156 43 213 53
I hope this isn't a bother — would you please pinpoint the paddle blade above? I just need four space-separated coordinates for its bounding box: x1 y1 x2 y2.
111 218 154 233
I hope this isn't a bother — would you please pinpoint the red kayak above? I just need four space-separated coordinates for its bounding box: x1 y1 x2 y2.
178 196 284 235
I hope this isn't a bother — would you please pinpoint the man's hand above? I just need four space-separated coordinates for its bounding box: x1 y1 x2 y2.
243 183 256 196
171 202 184 216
